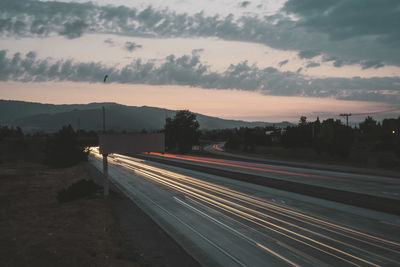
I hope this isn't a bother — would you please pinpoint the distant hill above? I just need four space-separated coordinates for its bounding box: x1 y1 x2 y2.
0 100 116 124
0 100 291 132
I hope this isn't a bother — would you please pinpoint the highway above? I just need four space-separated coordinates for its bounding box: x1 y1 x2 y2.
137 151 400 215
89 149 400 266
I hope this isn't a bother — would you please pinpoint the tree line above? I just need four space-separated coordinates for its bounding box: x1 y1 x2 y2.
202 116 400 163
0 125 97 167
2 111 399 168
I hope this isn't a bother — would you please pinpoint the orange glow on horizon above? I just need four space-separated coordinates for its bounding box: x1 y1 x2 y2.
0 81 391 122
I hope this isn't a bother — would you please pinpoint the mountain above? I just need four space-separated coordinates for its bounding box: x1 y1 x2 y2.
0 100 291 132
0 100 115 124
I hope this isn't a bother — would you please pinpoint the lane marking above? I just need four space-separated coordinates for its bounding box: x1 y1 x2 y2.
128 164 385 266
117 153 400 252
90 152 399 265
106 166 247 267
174 196 300 267
136 170 379 266
187 196 330 267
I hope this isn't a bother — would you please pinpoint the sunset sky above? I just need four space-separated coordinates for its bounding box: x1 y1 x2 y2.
1 0 399 122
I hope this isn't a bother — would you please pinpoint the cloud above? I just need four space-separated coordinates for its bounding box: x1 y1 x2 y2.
240 1 251 8
361 60 385 70
283 0 400 46
306 62 320 68
1 50 399 105
333 60 345 68
192 48 205 55
59 20 88 39
1 0 399 67
104 38 115 46
298 50 320 59
278 59 288 67
124 41 142 52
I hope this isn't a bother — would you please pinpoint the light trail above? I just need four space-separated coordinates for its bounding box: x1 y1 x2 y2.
113 154 400 256
130 166 380 266
213 144 225 152
146 152 312 177
175 197 299 267
90 149 400 266
129 166 370 266
114 154 400 255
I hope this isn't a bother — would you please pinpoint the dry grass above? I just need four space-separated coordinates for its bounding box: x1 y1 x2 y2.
0 162 140 267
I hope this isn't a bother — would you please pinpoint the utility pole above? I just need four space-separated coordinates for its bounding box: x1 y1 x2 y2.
340 113 352 126
102 106 109 197
102 76 109 198
102 106 106 132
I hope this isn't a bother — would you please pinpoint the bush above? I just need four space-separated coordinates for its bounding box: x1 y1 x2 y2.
57 179 101 203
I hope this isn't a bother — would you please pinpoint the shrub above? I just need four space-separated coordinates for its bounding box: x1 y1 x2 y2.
57 179 101 203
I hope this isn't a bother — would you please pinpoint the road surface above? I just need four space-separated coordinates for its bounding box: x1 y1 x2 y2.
138 152 400 215
90 149 400 266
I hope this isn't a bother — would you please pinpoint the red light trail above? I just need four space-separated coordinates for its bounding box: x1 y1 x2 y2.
146 152 312 177
213 144 225 151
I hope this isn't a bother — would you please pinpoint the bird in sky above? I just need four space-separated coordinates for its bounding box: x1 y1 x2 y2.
104 75 108 83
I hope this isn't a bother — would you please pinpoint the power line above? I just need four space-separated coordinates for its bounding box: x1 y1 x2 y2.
339 113 352 126
337 108 399 126
351 108 400 116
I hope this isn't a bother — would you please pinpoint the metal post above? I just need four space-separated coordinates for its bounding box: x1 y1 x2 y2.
102 106 109 197
102 153 109 197
102 106 106 132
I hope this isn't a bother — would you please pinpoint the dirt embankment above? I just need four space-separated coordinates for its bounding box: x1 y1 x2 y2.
0 162 140 267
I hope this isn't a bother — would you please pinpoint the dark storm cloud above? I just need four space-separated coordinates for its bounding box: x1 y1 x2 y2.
124 41 142 52
1 0 399 67
1 50 399 104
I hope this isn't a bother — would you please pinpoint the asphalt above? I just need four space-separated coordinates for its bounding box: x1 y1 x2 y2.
135 154 400 216
88 152 400 267
203 144 400 179
85 162 201 267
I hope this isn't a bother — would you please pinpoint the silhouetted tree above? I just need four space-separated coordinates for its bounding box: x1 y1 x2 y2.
316 119 354 157
299 116 307 126
225 132 242 149
43 125 88 168
282 116 313 148
165 110 200 153
379 117 400 156
0 126 24 140
359 116 379 136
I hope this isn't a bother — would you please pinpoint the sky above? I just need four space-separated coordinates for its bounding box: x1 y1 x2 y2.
0 0 399 122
